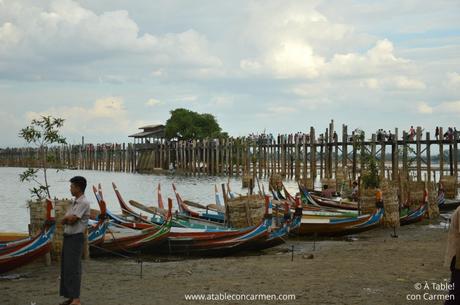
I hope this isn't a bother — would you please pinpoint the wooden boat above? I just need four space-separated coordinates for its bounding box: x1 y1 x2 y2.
439 199 460 211
0 233 29 243
112 182 158 220
0 199 56 273
309 194 358 210
113 182 224 229
400 203 427 226
160 196 273 255
97 184 259 254
130 183 306 254
297 185 358 211
141 186 282 254
87 192 110 246
296 207 383 236
277 185 358 217
283 184 383 235
89 197 173 256
173 184 225 223
251 197 303 250
93 185 154 230
180 185 225 214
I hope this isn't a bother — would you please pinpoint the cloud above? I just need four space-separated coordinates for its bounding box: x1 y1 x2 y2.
0 0 222 81
145 98 163 107
241 41 325 79
0 0 459 145
240 36 413 81
417 101 460 115
210 96 234 107
417 102 433 114
25 97 134 136
256 105 297 118
360 75 425 90
447 72 460 89
436 101 460 115
326 39 410 77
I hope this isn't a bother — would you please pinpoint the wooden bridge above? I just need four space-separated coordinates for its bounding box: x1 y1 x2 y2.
0 121 458 185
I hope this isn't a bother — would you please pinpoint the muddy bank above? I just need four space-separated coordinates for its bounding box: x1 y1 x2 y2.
0 220 451 305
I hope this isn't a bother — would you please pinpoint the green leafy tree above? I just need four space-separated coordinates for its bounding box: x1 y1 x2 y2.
165 108 226 140
19 116 67 200
355 132 380 189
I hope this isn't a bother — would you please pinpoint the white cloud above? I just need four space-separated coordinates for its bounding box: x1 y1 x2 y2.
392 76 426 90
256 105 297 118
145 98 163 107
0 0 459 145
447 72 460 89
0 0 222 80
436 101 460 115
210 96 234 107
360 75 425 90
241 41 325 79
25 97 134 135
326 39 410 77
361 78 380 89
417 101 460 115
417 102 433 114
240 36 413 81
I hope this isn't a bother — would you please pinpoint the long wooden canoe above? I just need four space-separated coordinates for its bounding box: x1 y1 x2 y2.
0 199 56 273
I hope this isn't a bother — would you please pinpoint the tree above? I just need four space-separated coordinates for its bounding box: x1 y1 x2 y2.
355 132 380 189
165 108 226 140
19 116 67 200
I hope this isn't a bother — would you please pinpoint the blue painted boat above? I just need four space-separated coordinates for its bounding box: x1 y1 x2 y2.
0 199 56 274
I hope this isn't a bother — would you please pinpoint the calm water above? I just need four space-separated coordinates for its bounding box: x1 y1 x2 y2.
0 167 300 232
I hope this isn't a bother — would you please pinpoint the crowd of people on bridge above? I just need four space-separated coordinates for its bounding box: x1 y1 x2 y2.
244 126 459 146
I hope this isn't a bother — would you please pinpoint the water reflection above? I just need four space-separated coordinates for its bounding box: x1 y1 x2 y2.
0 167 299 232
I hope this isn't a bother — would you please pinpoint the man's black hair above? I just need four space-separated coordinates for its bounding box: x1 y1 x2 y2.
70 176 87 193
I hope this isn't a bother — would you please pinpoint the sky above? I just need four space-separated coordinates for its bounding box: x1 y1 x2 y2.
0 0 459 147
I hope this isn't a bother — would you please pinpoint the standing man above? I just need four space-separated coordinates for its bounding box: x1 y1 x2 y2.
445 206 460 304
59 176 90 305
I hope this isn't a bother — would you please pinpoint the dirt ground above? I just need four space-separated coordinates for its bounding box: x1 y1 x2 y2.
0 220 452 305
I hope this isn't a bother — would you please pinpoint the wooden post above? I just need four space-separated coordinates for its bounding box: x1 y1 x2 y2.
371 134 376 159
416 127 422 181
229 139 233 176
324 128 329 179
329 120 334 178
380 137 386 180
454 131 459 186
360 131 366 177
392 128 399 181
449 138 454 176
402 131 408 179
426 132 431 182
303 134 308 179
295 134 300 180
352 132 357 180
319 134 324 179
342 124 348 169
334 131 339 179
282 135 286 177
310 127 316 180
192 140 196 176
439 127 444 179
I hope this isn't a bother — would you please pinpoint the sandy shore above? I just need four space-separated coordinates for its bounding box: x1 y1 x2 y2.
0 220 452 305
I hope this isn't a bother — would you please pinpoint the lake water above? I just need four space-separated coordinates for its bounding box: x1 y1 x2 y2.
0 167 300 232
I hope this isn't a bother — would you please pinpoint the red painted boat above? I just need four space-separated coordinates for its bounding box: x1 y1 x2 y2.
0 199 56 273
